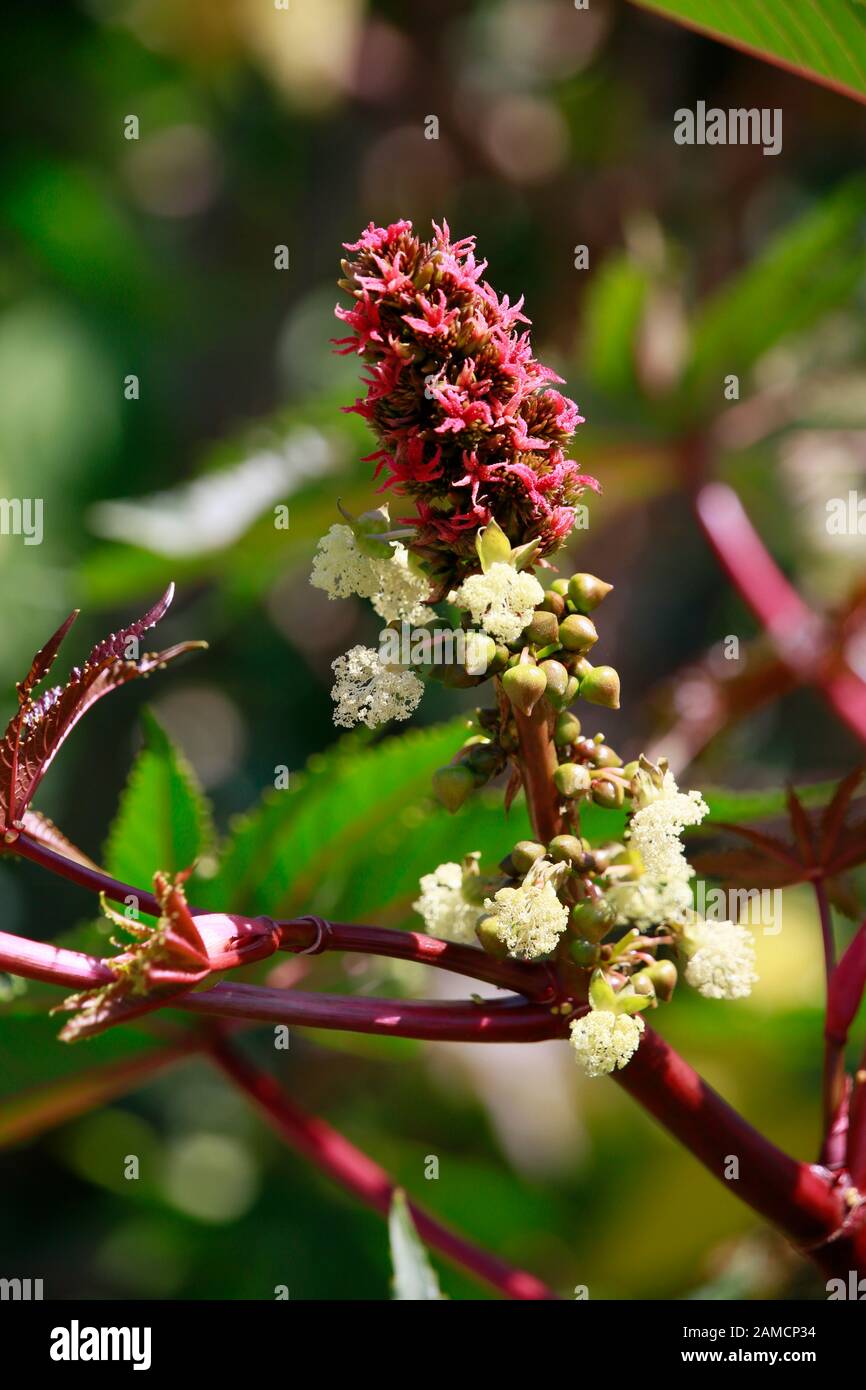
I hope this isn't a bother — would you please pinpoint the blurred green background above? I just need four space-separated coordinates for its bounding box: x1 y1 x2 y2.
1 0 866 1300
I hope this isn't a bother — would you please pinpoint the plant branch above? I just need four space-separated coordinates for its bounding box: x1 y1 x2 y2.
814 879 846 1142
208 1031 558 1299
511 701 565 843
7 830 554 998
614 1022 866 1278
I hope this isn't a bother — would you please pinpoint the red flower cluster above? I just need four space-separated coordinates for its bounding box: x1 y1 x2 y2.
335 220 598 584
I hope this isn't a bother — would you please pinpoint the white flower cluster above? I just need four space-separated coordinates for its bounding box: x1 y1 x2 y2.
569 1009 645 1078
483 859 569 959
312 524 433 624
605 769 708 928
330 645 424 729
682 918 758 1000
450 562 544 644
413 862 481 944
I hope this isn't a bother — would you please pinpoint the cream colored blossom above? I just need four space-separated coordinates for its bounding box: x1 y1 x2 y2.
450 563 544 643
605 769 708 927
682 918 758 1000
330 645 424 729
413 862 481 944
569 1010 645 1077
312 525 432 623
483 860 568 959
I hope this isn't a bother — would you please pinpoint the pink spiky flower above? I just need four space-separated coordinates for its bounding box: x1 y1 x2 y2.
335 220 599 587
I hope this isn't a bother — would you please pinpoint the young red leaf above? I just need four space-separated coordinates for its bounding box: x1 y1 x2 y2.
0 585 204 837
57 870 211 1042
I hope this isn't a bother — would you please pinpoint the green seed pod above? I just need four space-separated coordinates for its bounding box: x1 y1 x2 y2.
579 665 621 710
431 764 475 813
502 663 547 716
559 614 599 654
553 763 592 798
548 833 588 867
476 916 509 958
554 711 582 747
538 659 569 709
523 609 559 646
511 840 547 874
591 776 625 809
540 589 566 619
567 573 614 613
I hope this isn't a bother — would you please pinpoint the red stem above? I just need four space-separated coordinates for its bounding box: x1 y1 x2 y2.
814 879 846 1142
614 1024 866 1278
512 702 564 843
695 482 866 745
7 831 553 999
209 1032 558 1299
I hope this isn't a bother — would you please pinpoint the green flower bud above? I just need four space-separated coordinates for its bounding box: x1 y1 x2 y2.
579 665 621 710
476 916 509 958
502 663 547 716
564 675 580 704
591 743 623 769
548 833 589 867
553 763 592 798
487 644 511 675
591 776 625 809
551 578 570 597
569 938 600 967
632 971 656 997
511 840 547 874
644 959 678 1002
460 740 503 785
570 899 614 941
540 589 566 619
559 614 599 654
432 764 475 813
523 609 559 646
554 711 582 747
464 633 497 677
538 659 569 709
568 573 614 613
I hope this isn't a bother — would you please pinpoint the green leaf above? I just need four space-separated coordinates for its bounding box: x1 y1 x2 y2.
205 719 475 919
104 708 215 894
589 969 618 1011
476 518 512 571
682 179 866 407
630 0 866 105
388 1189 446 1300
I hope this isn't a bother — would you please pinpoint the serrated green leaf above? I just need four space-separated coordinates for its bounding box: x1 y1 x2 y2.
103 708 215 893
204 719 474 919
388 1189 446 1301
629 0 866 105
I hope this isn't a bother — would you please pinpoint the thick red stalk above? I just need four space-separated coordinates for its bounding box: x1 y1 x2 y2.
613 1024 866 1276
512 702 564 843
0 928 562 1044
209 1032 557 1299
